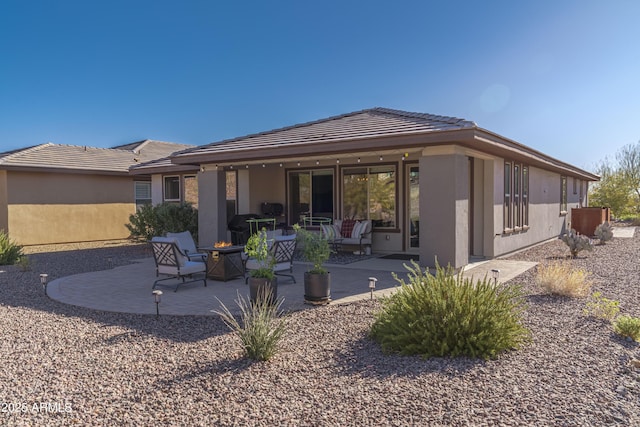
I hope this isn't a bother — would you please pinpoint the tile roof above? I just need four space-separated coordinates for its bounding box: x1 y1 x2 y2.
0 140 193 174
173 107 475 160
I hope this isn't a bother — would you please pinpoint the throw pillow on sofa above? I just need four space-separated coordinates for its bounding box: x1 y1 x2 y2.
351 221 368 239
341 219 357 238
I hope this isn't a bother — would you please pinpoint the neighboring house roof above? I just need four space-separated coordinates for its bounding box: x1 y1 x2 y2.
167 107 598 181
0 140 193 176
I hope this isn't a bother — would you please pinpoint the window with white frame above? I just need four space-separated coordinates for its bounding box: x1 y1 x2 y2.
504 161 529 232
164 176 181 202
134 181 152 209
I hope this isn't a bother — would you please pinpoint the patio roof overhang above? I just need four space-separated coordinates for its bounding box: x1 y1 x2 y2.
169 127 599 182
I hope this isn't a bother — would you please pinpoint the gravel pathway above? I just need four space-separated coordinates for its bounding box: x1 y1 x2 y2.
1 235 639 426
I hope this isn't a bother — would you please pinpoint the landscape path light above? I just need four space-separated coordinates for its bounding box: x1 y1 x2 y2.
491 269 500 286
153 290 163 318
369 277 378 300
40 273 49 296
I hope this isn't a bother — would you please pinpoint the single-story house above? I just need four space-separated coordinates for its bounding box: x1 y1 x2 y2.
0 139 194 245
130 108 599 268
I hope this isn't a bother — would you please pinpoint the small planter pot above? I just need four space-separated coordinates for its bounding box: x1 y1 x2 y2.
249 276 278 305
304 272 331 302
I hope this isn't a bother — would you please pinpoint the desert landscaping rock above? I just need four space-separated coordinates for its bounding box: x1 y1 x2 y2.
0 233 639 425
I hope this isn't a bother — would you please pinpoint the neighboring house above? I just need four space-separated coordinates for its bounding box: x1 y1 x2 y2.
0 140 193 245
131 108 599 268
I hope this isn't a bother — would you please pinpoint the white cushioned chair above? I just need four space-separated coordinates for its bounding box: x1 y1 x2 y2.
322 219 372 255
166 231 207 262
151 236 207 292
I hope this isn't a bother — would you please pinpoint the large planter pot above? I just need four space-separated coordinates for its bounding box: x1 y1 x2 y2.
249 276 278 305
304 271 331 303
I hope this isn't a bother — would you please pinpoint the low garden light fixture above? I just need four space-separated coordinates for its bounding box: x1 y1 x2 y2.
491 269 500 285
40 273 49 296
369 277 378 300
153 290 163 318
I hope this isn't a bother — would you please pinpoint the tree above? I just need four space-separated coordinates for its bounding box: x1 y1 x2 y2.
616 141 640 213
589 158 631 216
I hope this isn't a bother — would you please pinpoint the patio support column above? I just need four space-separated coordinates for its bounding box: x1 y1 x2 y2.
197 168 228 245
419 148 469 269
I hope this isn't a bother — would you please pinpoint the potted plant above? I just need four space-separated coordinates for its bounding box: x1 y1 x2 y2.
293 225 332 303
244 228 277 304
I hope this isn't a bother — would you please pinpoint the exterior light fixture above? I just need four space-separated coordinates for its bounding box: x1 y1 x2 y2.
262 164 265 168
491 269 500 285
316 160 320 165
200 166 205 172
40 273 49 296
297 161 300 166
245 164 249 169
230 165 234 169
279 163 283 167
153 290 163 318
379 156 383 161
368 277 378 300
357 157 361 163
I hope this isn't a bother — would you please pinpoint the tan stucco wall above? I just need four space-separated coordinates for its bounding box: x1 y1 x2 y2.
5 171 136 245
0 170 8 234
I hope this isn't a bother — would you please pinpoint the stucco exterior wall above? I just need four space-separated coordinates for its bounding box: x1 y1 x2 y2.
0 171 8 234
6 171 136 245
492 165 573 257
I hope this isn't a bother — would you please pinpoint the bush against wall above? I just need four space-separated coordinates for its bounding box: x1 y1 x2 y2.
0 229 23 265
126 202 198 241
370 261 530 359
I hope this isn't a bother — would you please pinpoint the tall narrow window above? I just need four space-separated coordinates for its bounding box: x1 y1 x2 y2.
343 165 396 227
560 176 568 214
134 181 152 209
514 164 521 228
504 162 512 230
522 166 529 226
226 170 237 221
164 176 180 202
504 162 529 232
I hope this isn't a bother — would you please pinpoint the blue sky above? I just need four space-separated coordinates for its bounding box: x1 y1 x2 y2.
1 0 639 170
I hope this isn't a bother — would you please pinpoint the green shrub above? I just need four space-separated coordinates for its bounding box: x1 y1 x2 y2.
126 202 198 241
613 316 640 341
370 261 530 359
0 230 23 266
214 289 287 361
583 292 620 321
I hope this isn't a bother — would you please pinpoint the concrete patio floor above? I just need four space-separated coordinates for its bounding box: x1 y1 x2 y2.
47 255 538 316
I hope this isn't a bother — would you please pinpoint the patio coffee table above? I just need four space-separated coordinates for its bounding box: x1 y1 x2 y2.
200 245 245 281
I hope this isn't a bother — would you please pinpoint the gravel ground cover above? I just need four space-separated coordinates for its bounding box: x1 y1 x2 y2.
1 234 639 426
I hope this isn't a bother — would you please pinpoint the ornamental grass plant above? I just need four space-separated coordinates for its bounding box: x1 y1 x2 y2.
370 261 530 360
214 289 287 361
536 261 593 298
0 229 23 266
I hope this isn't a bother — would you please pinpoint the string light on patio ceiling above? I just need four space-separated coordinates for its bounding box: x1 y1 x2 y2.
357 157 361 163
316 160 320 165
379 156 383 161
336 159 340 164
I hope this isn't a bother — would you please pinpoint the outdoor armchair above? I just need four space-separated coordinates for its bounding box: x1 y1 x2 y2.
166 231 207 262
245 233 297 284
151 236 207 292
